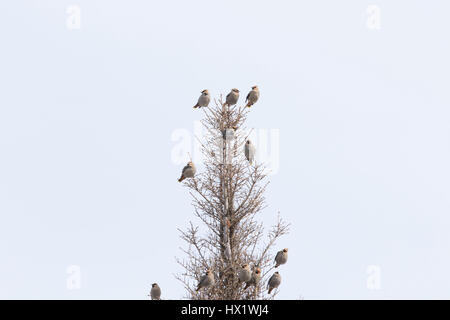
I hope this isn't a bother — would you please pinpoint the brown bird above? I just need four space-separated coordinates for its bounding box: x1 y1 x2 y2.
225 88 239 106
238 264 252 283
245 86 260 107
193 89 211 109
244 140 256 164
149 283 161 300
244 267 262 289
267 272 281 294
196 269 215 291
274 248 288 268
178 161 196 182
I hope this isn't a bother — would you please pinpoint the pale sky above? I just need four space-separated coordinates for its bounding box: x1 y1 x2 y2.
1 0 450 299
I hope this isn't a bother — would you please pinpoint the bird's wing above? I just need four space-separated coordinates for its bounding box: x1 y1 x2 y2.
275 251 281 262
267 276 272 288
246 91 251 102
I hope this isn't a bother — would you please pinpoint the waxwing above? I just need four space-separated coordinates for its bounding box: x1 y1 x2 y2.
225 88 239 106
196 270 215 291
245 86 260 107
150 283 161 300
244 267 262 289
178 161 196 182
238 264 252 283
267 272 281 294
193 89 211 109
244 140 256 164
274 248 288 268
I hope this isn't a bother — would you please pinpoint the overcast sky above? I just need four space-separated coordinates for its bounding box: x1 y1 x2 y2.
1 0 450 299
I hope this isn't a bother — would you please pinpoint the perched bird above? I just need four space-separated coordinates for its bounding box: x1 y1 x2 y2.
274 248 288 268
150 283 161 300
244 140 256 164
225 88 240 106
178 161 196 182
267 272 281 294
245 86 260 107
238 264 252 283
196 270 215 291
193 89 211 109
244 267 262 289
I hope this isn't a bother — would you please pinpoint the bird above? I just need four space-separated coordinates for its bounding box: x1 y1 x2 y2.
150 283 161 300
274 248 288 268
193 89 211 109
267 272 281 294
238 264 252 283
245 86 260 107
178 161 196 182
196 270 215 291
244 267 261 289
225 88 239 106
244 140 256 164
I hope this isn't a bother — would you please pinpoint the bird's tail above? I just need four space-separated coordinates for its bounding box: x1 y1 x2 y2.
178 175 185 182
246 103 252 108
193 104 199 109
275 264 279 268
268 288 273 294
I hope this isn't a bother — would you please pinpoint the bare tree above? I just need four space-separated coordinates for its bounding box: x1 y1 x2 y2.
176 95 289 300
